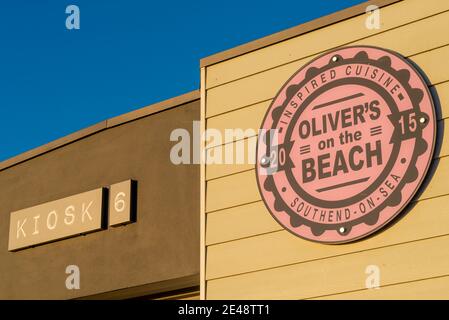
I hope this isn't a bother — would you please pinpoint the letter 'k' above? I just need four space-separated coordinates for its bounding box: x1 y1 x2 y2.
81 201 93 223
17 218 27 239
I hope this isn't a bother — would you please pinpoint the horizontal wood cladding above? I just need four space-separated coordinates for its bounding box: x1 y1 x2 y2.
206 195 449 280
206 153 449 213
206 201 280 245
207 235 449 299
205 160 448 244
203 0 449 300
310 276 449 299
206 0 449 89
206 12 449 118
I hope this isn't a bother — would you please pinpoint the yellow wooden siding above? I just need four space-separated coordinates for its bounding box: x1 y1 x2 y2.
153 288 200 300
206 164 448 245
203 0 449 300
206 170 259 213
207 34 449 118
310 276 449 299
206 0 449 89
206 201 280 245
206 154 449 213
207 235 449 299
206 195 449 280
205 136 257 181
205 100 269 148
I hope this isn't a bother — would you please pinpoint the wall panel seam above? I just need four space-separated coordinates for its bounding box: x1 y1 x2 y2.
303 273 449 300
206 150 448 182
206 191 449 246
206 233 449 281
206 229 284 247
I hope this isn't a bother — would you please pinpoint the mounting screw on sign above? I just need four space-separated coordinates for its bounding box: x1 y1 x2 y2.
256 46 437 244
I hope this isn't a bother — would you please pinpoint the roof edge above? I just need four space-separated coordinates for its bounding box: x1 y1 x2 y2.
200 0 402 68
0 90 200 172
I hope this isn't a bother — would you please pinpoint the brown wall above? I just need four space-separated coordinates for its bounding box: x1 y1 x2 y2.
0 99 200 299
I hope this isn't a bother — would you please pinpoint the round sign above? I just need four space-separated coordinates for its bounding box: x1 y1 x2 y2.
256 46 437 244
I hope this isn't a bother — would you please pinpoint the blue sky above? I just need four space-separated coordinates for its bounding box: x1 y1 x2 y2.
0 0 365 161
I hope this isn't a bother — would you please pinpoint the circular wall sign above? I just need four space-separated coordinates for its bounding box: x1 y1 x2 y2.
256 46 437 244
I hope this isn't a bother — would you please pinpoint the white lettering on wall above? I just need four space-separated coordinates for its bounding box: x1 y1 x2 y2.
47 211 58 230
81 201 93 223
64 205 76 225
32 215 40 235
16 219 27 239
8 188 106 251
114 192 126 213
170 128 191 164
